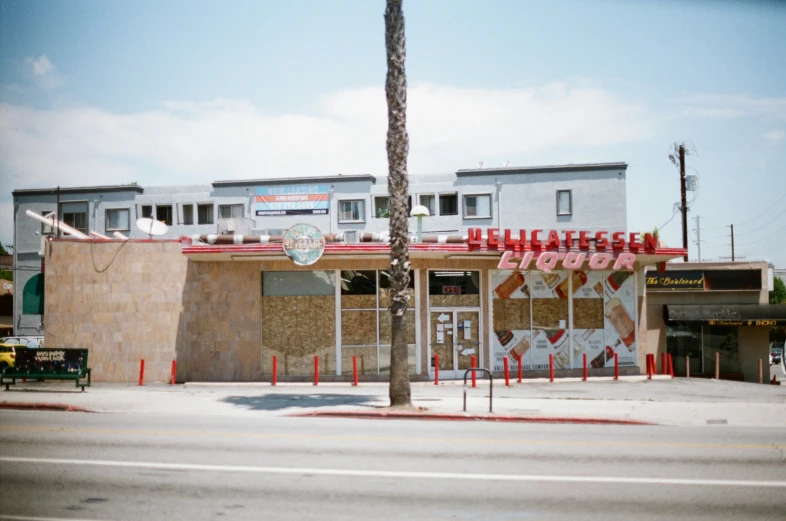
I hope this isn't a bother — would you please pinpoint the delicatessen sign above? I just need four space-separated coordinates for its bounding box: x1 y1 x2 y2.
465 229 659 272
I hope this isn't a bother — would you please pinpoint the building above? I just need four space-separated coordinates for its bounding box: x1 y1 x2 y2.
12 163 686 382
645 261 786 382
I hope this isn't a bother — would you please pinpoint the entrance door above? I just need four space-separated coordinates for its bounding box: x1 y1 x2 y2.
430 310 481 379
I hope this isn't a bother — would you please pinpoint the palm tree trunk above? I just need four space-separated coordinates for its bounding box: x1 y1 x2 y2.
384 0 412 407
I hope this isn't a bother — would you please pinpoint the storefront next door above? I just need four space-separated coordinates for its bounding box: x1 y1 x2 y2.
429 310 481 379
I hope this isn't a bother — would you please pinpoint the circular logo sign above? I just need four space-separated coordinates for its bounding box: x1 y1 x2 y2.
283 224 326 266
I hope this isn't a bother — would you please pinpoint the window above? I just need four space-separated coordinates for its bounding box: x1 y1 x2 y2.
339 200 365 223
463 194 492 218
156 205 173 225
374 197 390 218
141 205 153 219
418 194 435 217
197 203 214 225
219 204 244 219
59 202 88 234
557 190 572 216
439 193 458 216
105 209 130 231
182 204 194 225
39 210 54 235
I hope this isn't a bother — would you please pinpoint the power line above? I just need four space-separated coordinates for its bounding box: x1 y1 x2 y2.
735 193 786 227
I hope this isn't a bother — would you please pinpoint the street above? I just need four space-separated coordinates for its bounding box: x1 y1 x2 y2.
1 410 785 521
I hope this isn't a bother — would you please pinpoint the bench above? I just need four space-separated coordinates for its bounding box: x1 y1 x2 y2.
1 347 92 391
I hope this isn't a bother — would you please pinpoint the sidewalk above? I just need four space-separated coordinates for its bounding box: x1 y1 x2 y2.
2 375 785 427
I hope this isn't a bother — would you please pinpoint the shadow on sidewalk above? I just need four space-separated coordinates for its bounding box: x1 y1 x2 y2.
221 393 381 411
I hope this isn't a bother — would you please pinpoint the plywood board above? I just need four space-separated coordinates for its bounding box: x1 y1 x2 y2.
532 298 568 329
341 310 377 346
429 294 480 308
573 298 604 329
341 294 376 309
379 309 416 344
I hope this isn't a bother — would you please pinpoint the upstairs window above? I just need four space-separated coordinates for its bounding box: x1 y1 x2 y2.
418 194 435 217
339 200 365 223
59 202 88 234
374 197 390 218
156 205 173 225
557 190 572 216
463 194 491 219
439 193 458 216
141 205 153 219
198 203 214 225
219 204 244 219
182 204 194 225
106 209 130 231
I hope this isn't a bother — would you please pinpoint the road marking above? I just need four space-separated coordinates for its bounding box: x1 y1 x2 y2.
1 425 785 450
0 516 113 521
1 456 785 488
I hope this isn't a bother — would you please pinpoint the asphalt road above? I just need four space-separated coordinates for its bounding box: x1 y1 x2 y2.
1 411 785 521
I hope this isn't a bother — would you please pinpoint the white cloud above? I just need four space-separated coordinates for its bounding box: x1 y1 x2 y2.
670 93 786 122
0 82 656 199
29 55 54 76
24 55 62 90
762 129 784 142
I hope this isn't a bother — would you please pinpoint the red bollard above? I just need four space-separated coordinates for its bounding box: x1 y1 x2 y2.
582 353 588 381
139 359 145 386
471 356 477 388
434 354 439 385
352 356 358 387
314 356 319 386
503 356 510 387
661 352 667 375
549 353 554 382
614 353 619 380
647 354 653 380
272 355 277 386
668 354 674 378
517 353 523 383
170 360 176 385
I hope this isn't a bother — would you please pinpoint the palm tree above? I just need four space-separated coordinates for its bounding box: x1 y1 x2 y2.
384 0 412 407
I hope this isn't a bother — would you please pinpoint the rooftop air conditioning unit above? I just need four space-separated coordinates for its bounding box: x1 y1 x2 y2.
343 230 359 243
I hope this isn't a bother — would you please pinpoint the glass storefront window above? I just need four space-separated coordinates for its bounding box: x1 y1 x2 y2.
428 271 480 308
703 325 741 374
666 322 702 375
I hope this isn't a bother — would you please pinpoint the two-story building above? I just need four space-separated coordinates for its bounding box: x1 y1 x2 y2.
12 163 686 382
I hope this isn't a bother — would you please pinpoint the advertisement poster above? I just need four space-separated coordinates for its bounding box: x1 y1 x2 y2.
491 270 531 372
570 270 605 369
255 184 330 216
601 271 637 366
530 271 569 371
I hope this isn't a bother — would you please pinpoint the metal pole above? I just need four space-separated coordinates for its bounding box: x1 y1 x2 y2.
679 145 688 261
715 352 720 380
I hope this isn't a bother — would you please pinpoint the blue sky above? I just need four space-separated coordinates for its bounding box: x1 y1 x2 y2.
1 0 785 266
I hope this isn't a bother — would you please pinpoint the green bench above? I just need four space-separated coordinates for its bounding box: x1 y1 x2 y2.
1 347 92 392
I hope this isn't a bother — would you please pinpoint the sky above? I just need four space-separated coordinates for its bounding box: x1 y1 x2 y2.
1 0 785 267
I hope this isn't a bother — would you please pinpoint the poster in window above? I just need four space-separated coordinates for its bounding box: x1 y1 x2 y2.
601 271 637 367
569 270 605 369
491 270 531 372
530 271 569 371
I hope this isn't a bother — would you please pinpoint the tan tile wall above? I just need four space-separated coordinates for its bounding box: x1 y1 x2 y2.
45 240 187 382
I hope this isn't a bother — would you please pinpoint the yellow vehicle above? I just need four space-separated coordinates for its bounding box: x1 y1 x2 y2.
0 344 19 372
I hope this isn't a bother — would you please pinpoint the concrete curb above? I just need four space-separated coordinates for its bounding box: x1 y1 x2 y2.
290 410 654 425
0 401 92 413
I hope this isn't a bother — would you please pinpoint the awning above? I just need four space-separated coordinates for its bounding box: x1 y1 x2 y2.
663 304 786 326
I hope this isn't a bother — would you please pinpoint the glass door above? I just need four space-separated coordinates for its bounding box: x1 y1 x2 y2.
430 310 481 379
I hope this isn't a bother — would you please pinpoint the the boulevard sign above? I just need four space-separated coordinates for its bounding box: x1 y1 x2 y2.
466 228 659 272
283 223 325 266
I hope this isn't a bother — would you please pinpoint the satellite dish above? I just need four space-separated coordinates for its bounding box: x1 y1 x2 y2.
136 218 168 238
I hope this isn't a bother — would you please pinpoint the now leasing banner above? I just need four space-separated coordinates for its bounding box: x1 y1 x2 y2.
255 185 330 216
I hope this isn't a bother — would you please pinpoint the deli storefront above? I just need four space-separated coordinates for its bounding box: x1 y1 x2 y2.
184 226 685 381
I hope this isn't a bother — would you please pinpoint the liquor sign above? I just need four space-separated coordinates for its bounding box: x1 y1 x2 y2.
282 224 326 266
646 271 704 291
255 184 330 216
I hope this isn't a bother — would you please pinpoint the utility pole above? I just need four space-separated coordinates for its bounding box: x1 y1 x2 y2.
728 224 735 262
692 215 704 261
679 144 688 261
